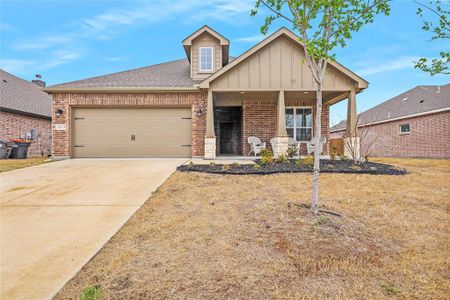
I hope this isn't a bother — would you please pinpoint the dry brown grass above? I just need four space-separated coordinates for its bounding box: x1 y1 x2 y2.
0 157 50 173
55 158 450 299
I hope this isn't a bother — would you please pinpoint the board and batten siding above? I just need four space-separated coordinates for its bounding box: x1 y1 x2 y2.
210 36 354 91
191 32 223 80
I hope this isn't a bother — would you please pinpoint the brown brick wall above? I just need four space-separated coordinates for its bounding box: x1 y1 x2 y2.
51 91 331 158
331 111 450 158
51 92 207 157
0 111 52 157
242 100 277 155
242 98 330 155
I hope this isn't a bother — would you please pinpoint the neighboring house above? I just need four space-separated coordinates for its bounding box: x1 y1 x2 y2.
45 26 367 159
0 69 52 157
330 84 450 158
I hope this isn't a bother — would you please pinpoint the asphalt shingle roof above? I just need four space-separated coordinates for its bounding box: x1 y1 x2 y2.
0 69 52 118
49 59 200 88
330 84 450 132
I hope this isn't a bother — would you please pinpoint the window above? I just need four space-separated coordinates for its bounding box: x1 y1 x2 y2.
399 124 410 134
285 107 313 141
199 47 214 72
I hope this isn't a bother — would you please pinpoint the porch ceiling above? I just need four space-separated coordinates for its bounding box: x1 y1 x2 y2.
213 91 346 105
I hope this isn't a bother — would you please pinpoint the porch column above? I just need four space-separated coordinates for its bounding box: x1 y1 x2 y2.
272 90 289 157
344 88 360 160
204 90 216 159
346 89 357 137
276 89 288 137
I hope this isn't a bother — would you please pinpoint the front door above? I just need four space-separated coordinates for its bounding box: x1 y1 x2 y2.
220 122 234 154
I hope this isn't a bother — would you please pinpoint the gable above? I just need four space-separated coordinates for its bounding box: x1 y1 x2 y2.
201 28 368 91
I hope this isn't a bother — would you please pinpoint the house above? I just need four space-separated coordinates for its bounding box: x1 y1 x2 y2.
0 69 52 157
45 26 367 159
330 84 450 158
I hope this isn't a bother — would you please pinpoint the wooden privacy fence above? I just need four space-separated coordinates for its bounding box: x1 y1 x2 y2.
329 138 344 156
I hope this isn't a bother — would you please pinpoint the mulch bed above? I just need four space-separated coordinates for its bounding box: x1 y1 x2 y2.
177 159 407 175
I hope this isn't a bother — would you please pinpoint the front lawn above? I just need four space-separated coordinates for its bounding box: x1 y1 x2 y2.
55 158 449 299
0 157 50 173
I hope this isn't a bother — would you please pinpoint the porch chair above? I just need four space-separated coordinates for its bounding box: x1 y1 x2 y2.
307 136 327 155
248 136 266 156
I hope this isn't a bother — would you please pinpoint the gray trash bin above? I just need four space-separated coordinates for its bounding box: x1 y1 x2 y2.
10 141 32 159
0 141 13 159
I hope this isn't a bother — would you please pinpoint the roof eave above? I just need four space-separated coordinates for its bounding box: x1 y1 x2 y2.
44 86 201 93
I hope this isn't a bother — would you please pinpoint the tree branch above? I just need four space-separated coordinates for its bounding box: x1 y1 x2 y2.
259 0 295 24
414 0 450 31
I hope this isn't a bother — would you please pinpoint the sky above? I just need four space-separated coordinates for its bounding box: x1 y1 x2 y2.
1 0 448 124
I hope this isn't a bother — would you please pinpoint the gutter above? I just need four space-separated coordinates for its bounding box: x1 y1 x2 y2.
329 106 450 133
43 86 201 93
0 107 51 120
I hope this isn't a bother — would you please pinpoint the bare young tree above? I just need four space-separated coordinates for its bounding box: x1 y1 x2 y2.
342 114 379 163
251 0 390 214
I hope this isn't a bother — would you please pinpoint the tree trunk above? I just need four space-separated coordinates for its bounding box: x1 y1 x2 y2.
311 81 323 214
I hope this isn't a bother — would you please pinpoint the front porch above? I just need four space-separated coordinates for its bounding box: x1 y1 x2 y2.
203 89 357 159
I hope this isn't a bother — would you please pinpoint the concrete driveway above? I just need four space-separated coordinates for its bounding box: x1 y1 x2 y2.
0 158 186 300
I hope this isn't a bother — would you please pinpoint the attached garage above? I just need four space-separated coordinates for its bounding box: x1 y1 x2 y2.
72 107 192 158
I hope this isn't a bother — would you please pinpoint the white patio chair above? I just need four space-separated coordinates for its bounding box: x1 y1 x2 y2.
307 136 327 155
248 136 266 156
288 137 301 157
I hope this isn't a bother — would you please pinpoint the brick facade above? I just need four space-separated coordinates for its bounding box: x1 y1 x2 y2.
242 99 277 155
330 110 450 158
0 111 52 157
51 91 331 158
51 92 207 157
242 98 330 155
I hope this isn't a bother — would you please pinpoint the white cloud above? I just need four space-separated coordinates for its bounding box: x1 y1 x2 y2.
356 56 420 76
235 34 266 43
0 59 36 73
15 35 72 50
0 21 16 32
7 0 255 72
104 56 126 62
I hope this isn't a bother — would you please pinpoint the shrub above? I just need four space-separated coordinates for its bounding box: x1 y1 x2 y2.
258 148 272 157
188 160 194 167
364 154 370 162
330 145 337 160
339 154 348 161
80 285 101 300
231 162 240 168
258 148 274 165
286 145 298 158
252 164 261 170
276 153 289 163
209 161 216 166
260 155 274 165
295 158 304 166
222 164 231 170
303 155 314 166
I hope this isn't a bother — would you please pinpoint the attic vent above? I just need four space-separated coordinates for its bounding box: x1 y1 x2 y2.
387 112 391 118
436 86 441 93
402 97 408 101
420 100 424 103
2 79 6 83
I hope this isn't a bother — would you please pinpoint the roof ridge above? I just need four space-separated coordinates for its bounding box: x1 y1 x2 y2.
48 58 187 88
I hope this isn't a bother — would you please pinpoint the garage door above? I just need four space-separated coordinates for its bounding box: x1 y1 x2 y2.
72 107 192 158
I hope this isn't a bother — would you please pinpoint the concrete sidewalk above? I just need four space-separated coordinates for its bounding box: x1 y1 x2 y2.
0 158 186 300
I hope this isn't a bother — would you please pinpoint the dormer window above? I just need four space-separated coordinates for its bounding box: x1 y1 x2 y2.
199 47 214 72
